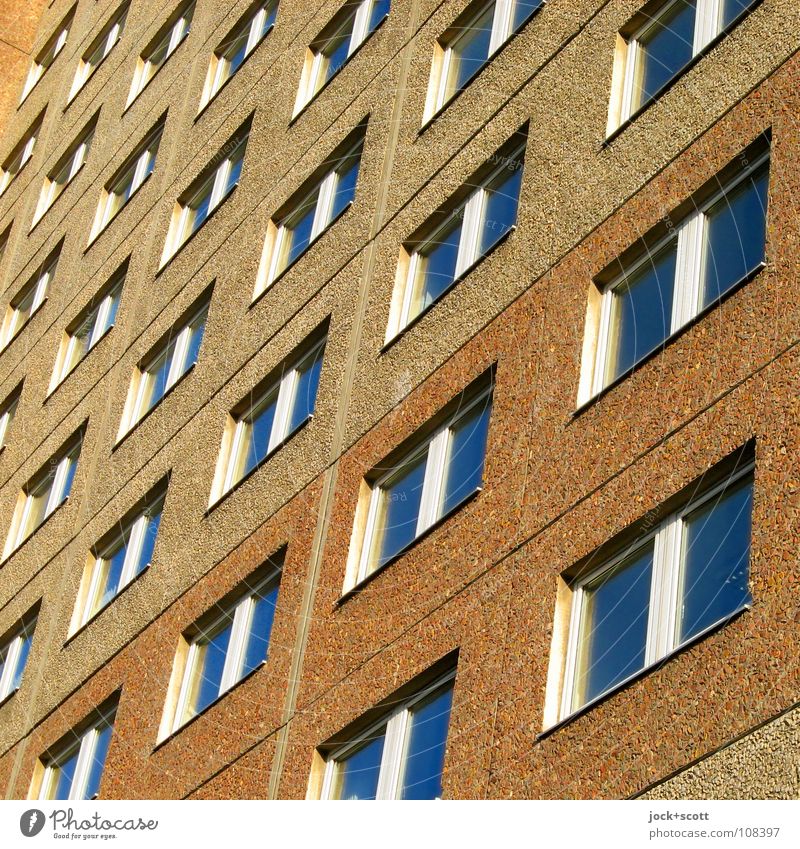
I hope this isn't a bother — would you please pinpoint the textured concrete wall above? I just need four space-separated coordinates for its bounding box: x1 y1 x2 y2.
0 0 797 799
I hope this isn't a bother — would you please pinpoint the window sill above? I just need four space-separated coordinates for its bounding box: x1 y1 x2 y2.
152 659 268 752
417 5 544 137
156 182 240 277
336 486 482 606
0 495 70 569
603 0 765 147
250 201 353 310
572 262 766 418
537 603 751 740
194 25 275 123
289 15 389 126
380 225 516 355
205 415 313 515
84 171 155 253
63 562 152 647
112 361 197 452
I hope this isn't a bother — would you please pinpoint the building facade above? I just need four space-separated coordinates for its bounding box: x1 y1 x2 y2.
0 0 798 800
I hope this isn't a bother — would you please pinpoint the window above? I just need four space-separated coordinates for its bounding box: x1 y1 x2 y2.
0 225 9 268
0 609 37 703
161 129 248 265
199 1 277 110
255 131 363 294
68 2 129 103
346 381 492 591
317 670 455 800
3 430 83 559
423 0 543 122
36 703 116 800
90 119 164 240
386 139 524 341
163 565 281 734
213 336 325 501
608 0 759 133
50 264 126 391
579 148 768 404
293 0 389 113
0 244 61 350
20 5 75 104
0 384 23 451
127 0 195 106
550 456 754 725
72 487 165 630
0 112 43 197
32 116 97 226
118 297 209 438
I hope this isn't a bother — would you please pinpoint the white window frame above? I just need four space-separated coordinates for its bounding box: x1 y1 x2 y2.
168 569 281 734
217 338 326 498
32 120 96 226
68 2 129 103
294 0 388 114
1 251 59 350
609 0 757 133
161 135 247 266
581 151 769 405
118 301 208 438
0 120 41 197
0 386 21 451
556 461 754 724
199 2 277 111
38 706 116 801
76 494 165 629
348 385 492 590
90 123 164 241
4 438 81 559
0 614 36 702
127 0 195 106
386 142 524 341
318 669 455 800
257 138 362 292
50 275 124 391
20 8 73 105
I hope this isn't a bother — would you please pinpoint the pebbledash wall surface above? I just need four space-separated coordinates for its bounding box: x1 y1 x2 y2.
0 0 798 801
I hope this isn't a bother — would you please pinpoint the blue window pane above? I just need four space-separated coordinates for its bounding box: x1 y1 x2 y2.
193 618 233 715
374 452 427 568
190 190 212 236
284 204 316 269
97 544 128 610
288 349 324 434
184 315 207 370
224 28 249 76
333 731 386 800
323 17 353 83
60 453 79 503
414 216 463 316
243 393 278 478
634 0 697 112
52 749 79 800
369 0 391 32
512 0 543 33
721 0 755 28
144 348 172 413
680 477 753 643
330 157 360 221
576 545 653 707
242 582 279 676
106 289 121 328
261 5 278 36
701 165 768 309
84 721 114 800
225 149 244 196
11 629 34 690
448 4 494 96
400 684 454 799
608 241 677 383
442 400 491 516
479 158 523 255
137 510 161 574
